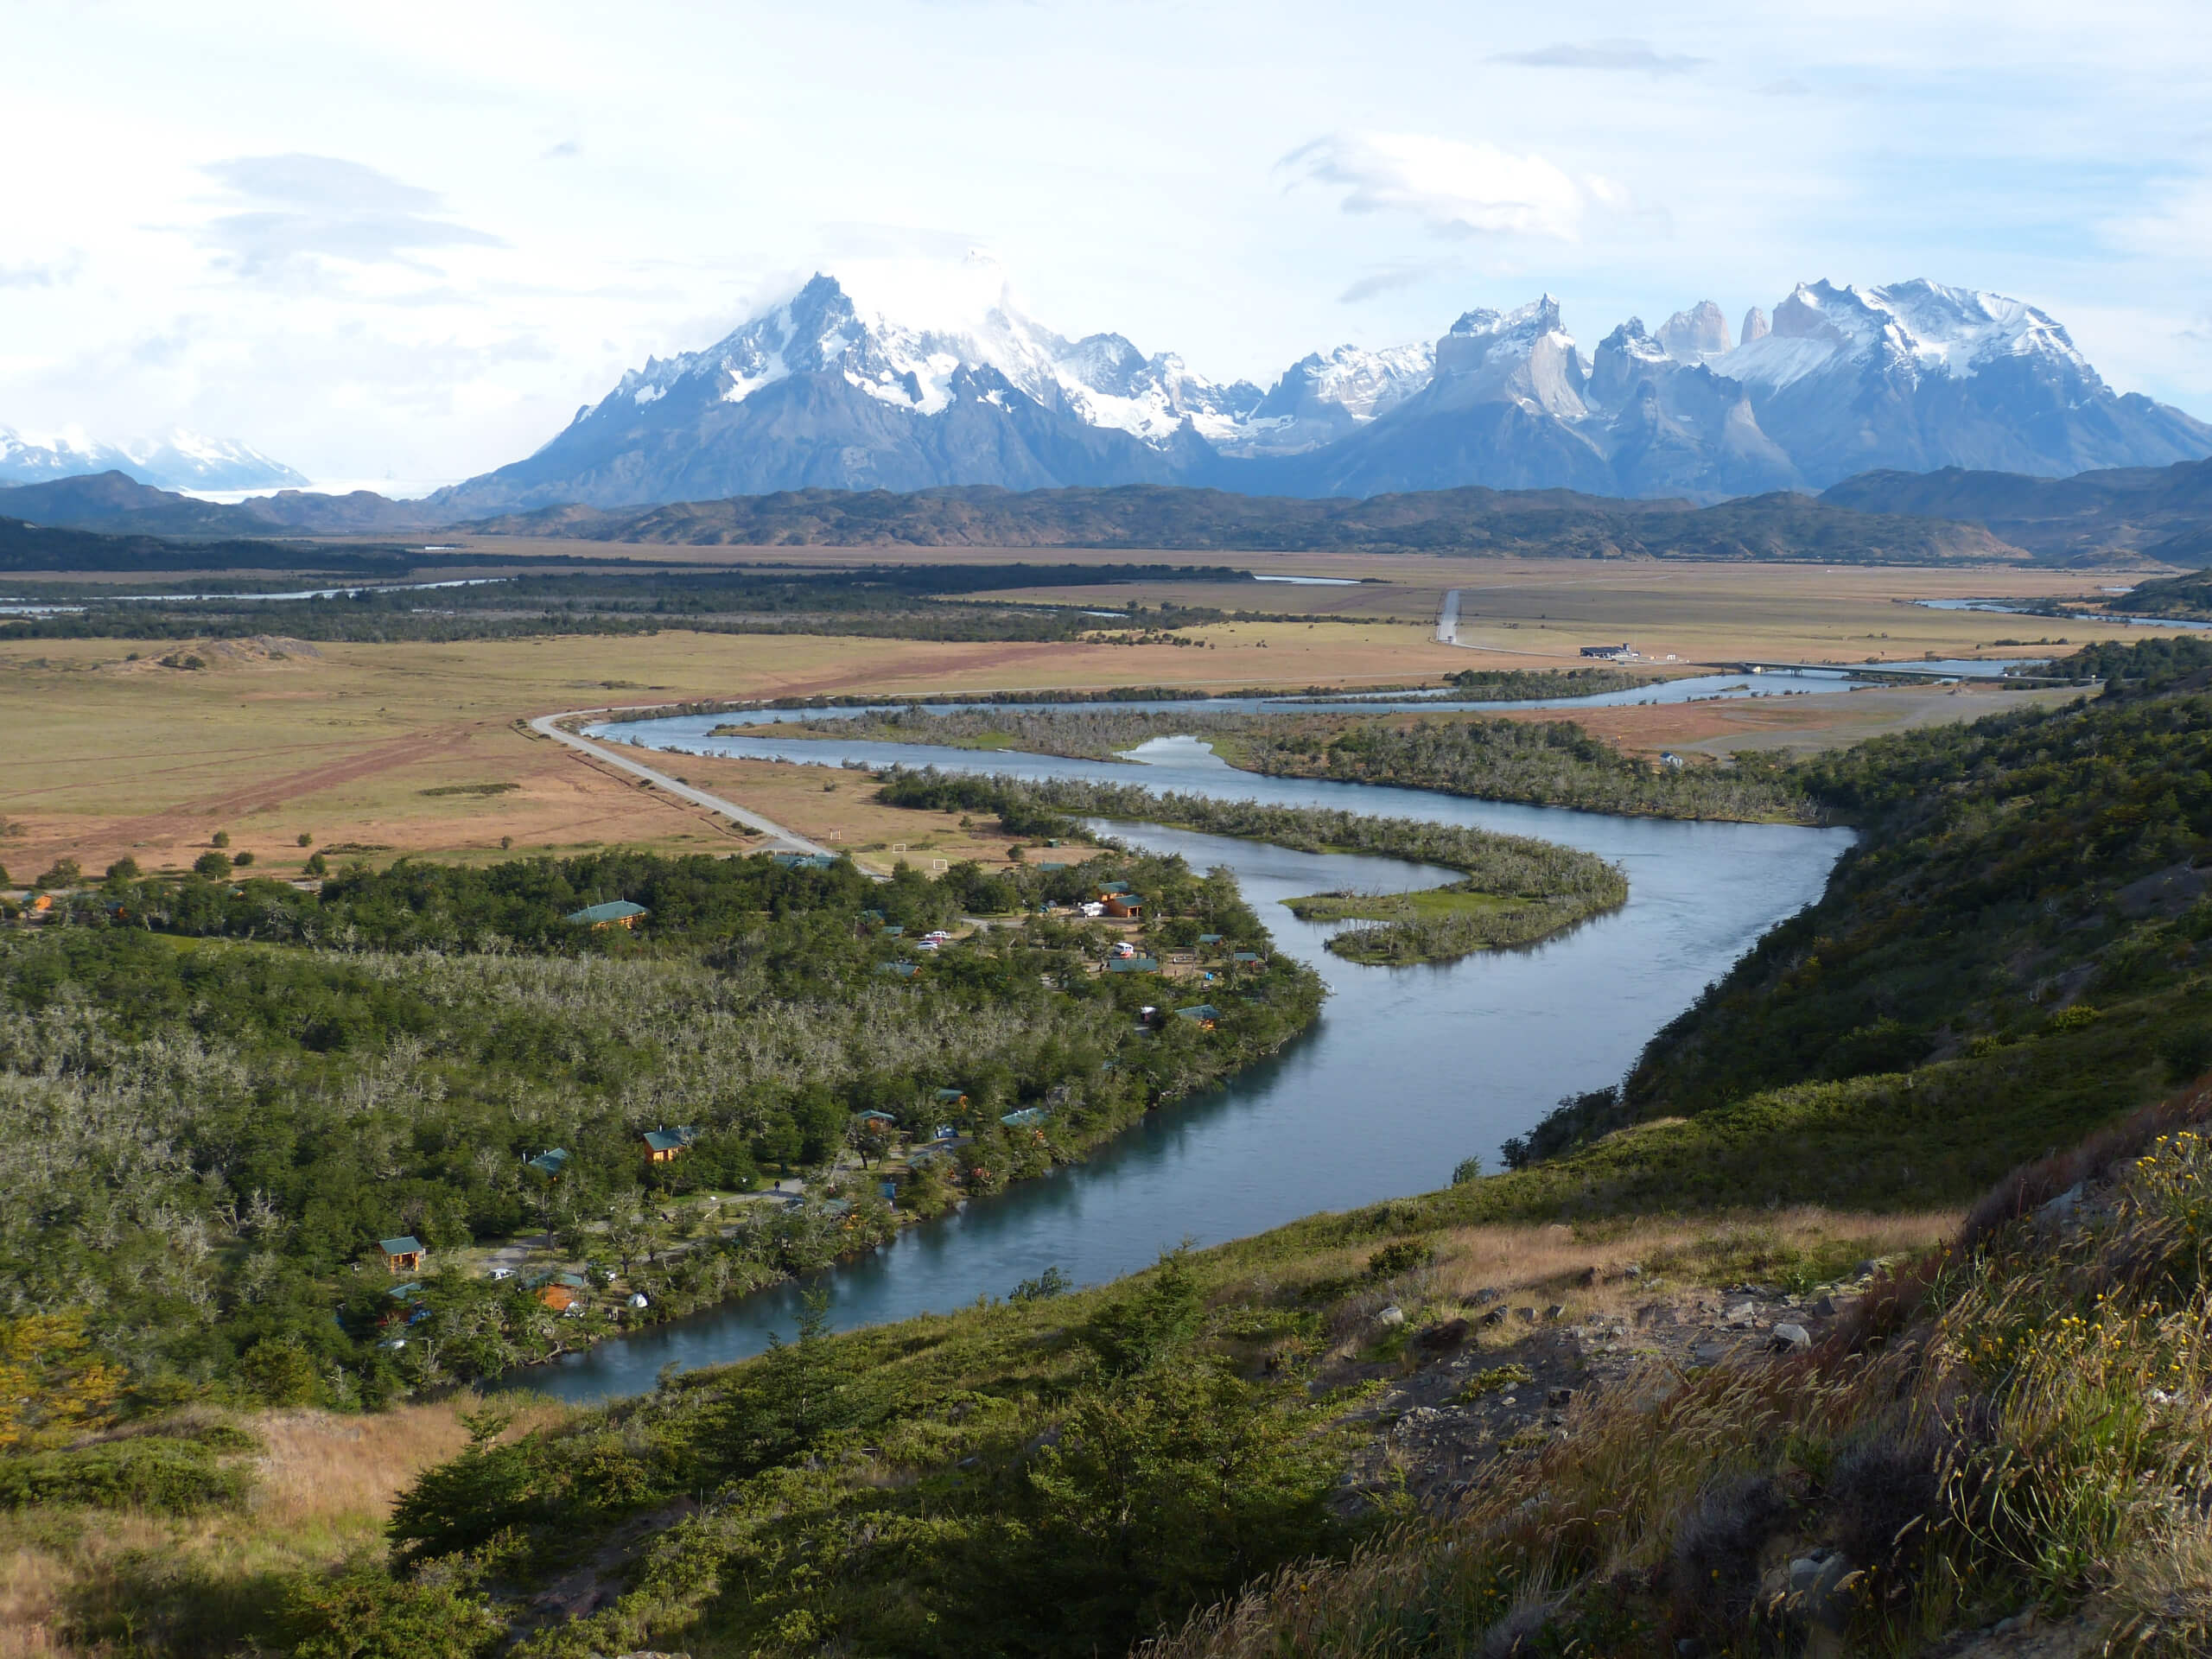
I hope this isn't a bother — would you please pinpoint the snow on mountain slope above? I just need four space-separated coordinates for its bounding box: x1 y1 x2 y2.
0 425 304 490
1302 340 1435 422
1230 340 1436 455
1428 296 1586 420
438 265 2210 512
118 431 310 489
1727 279 2092 390
589 255 1258 452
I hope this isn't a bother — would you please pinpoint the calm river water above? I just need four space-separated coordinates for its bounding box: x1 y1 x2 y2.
510 721 1853 1402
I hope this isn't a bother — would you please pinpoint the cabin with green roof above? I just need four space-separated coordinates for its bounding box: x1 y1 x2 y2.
564 899 648 930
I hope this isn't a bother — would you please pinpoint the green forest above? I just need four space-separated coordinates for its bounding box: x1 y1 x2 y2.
1493 635 2212 1207
0 846 1319 1405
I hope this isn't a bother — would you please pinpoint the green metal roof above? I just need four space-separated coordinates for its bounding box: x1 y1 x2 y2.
564 899 647 925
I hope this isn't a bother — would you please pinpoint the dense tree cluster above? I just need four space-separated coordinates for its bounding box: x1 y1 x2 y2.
827 703 1811 822
0 848 1317 1401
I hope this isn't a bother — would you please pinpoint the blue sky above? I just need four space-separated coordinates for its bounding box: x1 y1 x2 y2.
3 0 2208 483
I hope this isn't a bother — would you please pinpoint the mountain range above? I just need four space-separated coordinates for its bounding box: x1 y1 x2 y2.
0 470 442 537
0 425 305 491
461 484 2022 564
1822 461 2212 565
425 262 2212 514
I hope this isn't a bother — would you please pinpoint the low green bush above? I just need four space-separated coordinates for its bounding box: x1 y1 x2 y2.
0 1435 252 1514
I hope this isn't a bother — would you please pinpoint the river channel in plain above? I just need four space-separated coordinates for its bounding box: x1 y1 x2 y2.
507 710 1856 1402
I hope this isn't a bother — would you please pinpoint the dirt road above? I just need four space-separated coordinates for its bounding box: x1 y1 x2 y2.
530 710 834 855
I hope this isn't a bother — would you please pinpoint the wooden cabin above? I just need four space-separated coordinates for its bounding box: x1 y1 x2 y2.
380 1236 426 1274
563 899 648 930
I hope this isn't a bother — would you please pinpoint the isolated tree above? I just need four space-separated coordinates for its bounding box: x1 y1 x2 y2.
847 1118 893 1168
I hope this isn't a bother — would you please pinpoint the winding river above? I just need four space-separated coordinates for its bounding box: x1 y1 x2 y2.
512 715 1854 1402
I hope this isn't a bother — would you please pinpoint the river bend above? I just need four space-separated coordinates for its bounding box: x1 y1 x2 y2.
512 721 1853 1401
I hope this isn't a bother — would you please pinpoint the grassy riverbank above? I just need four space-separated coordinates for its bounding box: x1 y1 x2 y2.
877 770 1630 963
755 702 1814 822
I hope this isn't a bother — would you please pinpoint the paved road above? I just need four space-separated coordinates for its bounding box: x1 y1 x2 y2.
530 709 836 856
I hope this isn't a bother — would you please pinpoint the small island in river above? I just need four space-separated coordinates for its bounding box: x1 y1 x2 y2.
1284 880 1617 964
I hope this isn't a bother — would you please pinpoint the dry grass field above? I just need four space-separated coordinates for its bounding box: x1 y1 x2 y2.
972 556 2153 664
0 625 1465 880
1499 678 2094 759
0 557 2185 882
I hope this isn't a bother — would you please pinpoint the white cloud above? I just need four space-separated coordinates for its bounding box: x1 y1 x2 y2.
2101 174 2212 262
2 0 2209 475
1338 263 1451 304
193 154 504 279
0 253 82 289
1280 133 1611 243
1490 39 1704 74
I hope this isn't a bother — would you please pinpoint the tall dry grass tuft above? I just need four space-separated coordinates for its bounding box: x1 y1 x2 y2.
251 1393 570 1535
0 1545 76 1659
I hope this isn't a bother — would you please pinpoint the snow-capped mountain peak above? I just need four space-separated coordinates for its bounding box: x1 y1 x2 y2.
584 266 1258 450
437 265 2210 516
0 423 305 490
1731 278 2094 391
1432 295 1585 419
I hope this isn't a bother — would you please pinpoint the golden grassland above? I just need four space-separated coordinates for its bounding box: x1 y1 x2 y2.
971 555 2157 664
1499 677 2094 759
1 559 2190 881
0 626 1459 879
1339 1205 1961 1353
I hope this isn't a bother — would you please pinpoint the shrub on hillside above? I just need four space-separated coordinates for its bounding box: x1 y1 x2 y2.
0 1436 251 1514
